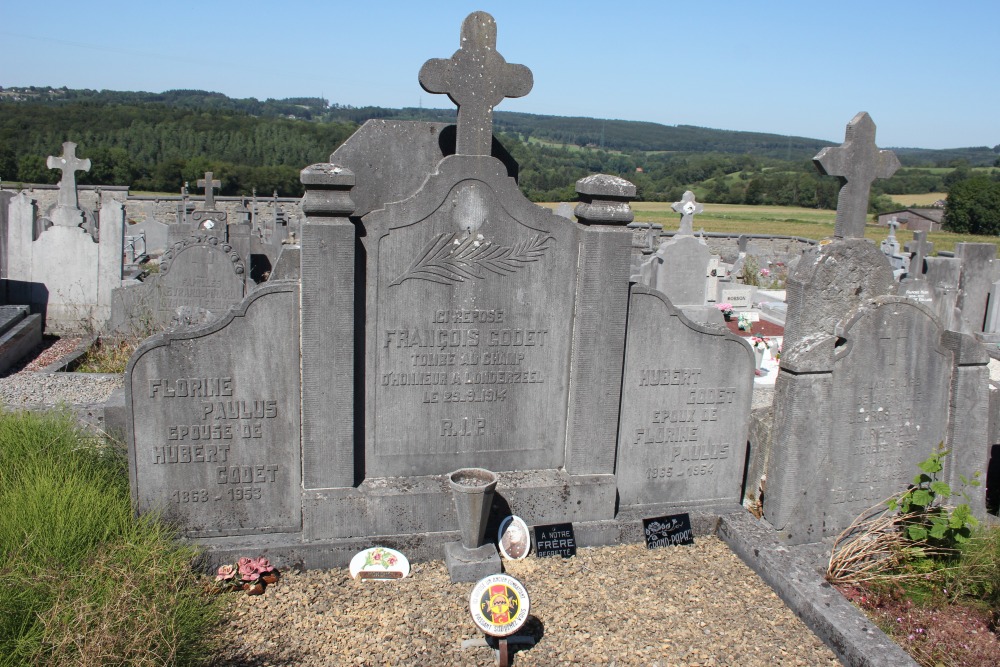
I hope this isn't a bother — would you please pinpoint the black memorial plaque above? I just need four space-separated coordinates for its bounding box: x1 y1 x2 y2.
643 513 694 549
533 523 576 558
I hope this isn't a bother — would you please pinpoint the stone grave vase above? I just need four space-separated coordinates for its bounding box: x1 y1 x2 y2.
448 468 498 550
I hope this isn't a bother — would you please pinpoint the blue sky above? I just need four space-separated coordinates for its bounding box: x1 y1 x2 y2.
2 1 997 150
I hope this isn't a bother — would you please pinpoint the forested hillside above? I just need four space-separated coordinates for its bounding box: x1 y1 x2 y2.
2 86 997 206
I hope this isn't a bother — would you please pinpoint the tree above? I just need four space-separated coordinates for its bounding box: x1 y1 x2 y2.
944 176 1000 235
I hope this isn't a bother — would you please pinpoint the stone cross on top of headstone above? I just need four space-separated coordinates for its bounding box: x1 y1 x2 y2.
46 141 91 227
197 171 221 210
671 190 703 236
813 112 900 239
419 11 533 157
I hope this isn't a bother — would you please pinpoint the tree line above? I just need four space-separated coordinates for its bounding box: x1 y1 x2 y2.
1 87 996 214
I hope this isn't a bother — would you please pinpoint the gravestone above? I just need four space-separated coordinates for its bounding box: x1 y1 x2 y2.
130 201 169 254
766 112 989 544
155 235 246 326
879 218 909 279
5 153 124 333
638 191 715 311
898 230 934 306
954 242 1000 336
923 256 964 331
192 171 227 232
127 281 301 535
765 297 988 543
616 285 754 510
128 12 643 565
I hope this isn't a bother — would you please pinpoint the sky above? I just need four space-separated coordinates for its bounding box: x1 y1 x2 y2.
2 0 998 150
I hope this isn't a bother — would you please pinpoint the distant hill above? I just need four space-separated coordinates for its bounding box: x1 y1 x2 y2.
1 86 996 203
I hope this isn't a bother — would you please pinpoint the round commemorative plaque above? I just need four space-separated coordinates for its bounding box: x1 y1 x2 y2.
498 515 530 560
469 574 530 637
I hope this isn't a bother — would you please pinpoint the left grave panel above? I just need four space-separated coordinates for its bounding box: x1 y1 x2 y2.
127 282 301 537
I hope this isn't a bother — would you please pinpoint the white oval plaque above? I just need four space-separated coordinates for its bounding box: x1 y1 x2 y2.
469 574 530 637
349 546 410 581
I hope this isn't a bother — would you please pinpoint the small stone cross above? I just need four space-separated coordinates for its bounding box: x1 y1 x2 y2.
671 190 703 236
46 141 91 213
909 230 931 278
419 11 533 156
197 171 221 209
814 112 900 239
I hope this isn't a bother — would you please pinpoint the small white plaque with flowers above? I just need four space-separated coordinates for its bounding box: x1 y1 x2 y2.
349 546 410 581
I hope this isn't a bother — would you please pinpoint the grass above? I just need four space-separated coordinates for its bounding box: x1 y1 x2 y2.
539 200 1000 255
73 336 144 374
888 192 948 207
0 410 221 666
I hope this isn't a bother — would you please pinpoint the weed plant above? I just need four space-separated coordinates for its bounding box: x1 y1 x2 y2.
73 336 142 374
0 410 221 666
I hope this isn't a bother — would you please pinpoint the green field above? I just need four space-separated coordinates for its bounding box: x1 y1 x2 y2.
540 201 1000 254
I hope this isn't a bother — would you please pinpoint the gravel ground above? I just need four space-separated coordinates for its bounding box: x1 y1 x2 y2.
217 538 840 667
5 341 839 665
0 336 123 408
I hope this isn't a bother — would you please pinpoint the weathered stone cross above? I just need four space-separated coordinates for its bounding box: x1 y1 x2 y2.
671 190 703 236
419 11 533 157
813 112 900 239
46 141 91 215
197 171 221 209
909 230 931 279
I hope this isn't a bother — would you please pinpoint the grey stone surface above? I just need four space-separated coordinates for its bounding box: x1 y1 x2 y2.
6 187 124 333
717 511 919 667
644 236 713 307
782 239 894 351
813 112 900 239
0 306 41 374
152 235 246 329
45 142 91 229
574 174 636 225
923 255 964 331
443 542 501 583
361 153 629 478
419 11 532 157
329 120 517 221
129 201 169 254
616 286 754 509
671 190 703 236
954 242 999 334
126 281 301 536
767 297 958 544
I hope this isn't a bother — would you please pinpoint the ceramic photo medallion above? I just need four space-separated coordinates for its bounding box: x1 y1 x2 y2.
498 515 530 560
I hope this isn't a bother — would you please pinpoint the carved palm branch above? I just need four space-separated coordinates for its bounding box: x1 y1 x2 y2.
390 232 552 287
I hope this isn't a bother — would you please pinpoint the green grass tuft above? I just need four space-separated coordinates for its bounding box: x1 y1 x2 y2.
0 410 221 666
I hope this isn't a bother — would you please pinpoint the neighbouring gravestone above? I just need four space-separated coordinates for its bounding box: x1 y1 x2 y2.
954 242 1000 336
6 144 124 333
616 285 754 510
130 201 169 255
765 297 989 544
898 230 934 307
639 191 716 311
879 218 909 279
766 112 989 544
154 235 246 325
923 255 964 332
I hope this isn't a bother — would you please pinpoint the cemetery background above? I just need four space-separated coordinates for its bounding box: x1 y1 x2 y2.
2 11 1000 666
